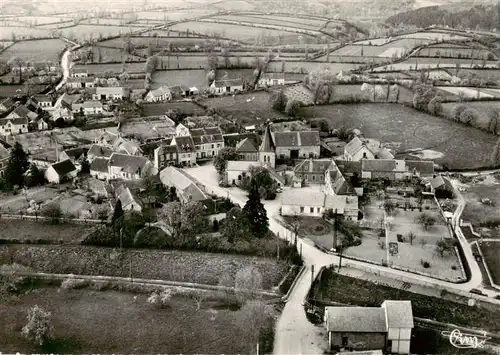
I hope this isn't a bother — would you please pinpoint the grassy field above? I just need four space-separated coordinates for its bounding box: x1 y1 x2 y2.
152 69 208 90
0 26 51 40
458 69 500 81
244 14 327 29
59 25 146 41
80 18 130 26
0 285 274 353
73 62 146 74
214 0 256 11
0 39 67 62
0 220 94 243
311 267 500 333
205 15 321 32
479 241 500 286
0 244 289 289
170 21 316 45
15 16 69 25
374 57 499 71
436 86 500 99
267 61 359 74
136 9 216 21
441 101 500 131
0 84 48 97
415 46 496 60
301 103 498 169
99 36 210 49
398 31 471 41
76 46 144 63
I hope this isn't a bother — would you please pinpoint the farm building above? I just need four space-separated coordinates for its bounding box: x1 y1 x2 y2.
344 137 394 161
235 137 258 161
361 159 406 180
35 118 49 131
88 144 113 162
159 166 209 203
209 78 243 95
0 117 29 136
145 86 172 102
153 143 178 170
30 95 53 109
273 130 321 160
45 159 78 184
92 87 128 101
258 72 285 88
293 158 336 185
108 153 157 181
66 77 95 89
90 157 110 180
226 160 262 186
170 135 196 166
71 68 88 78
59 147 88 170
324 300 413 354
72 101 104 116
0 98 16 113
7 105 38 121
115 184 142 212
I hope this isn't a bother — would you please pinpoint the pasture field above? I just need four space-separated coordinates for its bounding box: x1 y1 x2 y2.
152 69 208 90
214 0 256 11
169 21 317 45
0 26 51 40
100 36 209 49
0 285 275 353
73 62 146 74
36 22 74 30
457 69 500 81
405 70 452 81
0 244 288 289
245 14 327 28
16 16 68 25
301 103 498 169
479 241 500 285
136 9 216 21
397 31 471 41
354 38 392 45
267 61 359 74
415 46 496 60
441 101 500 132
59 25 146 41
373 57 499 71
0 39 67 62
436 86 500 99
154 55 259 70
0 20 27 27
80 18 130 26
318 55 386 64
205 15 321 32
76 46 144 63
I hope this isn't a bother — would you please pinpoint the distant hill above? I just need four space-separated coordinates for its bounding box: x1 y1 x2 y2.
386 4 500 31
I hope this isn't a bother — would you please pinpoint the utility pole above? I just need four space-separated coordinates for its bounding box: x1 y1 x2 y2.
276 232 280 260
333 208 338 251
338 243 343 270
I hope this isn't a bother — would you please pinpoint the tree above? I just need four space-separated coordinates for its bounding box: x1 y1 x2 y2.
383 200 395 215
207 54 218 71
407 231 416 245
5 142 30 188
8 56 23 83
235 266 263 301
270 89 287 112
214 146 239 176
436 238 455 257
413 86 436 112
451 104 467 122
80 159 90 174
242 187 268 238
111 200 124 231
491 136 500 166
459 108 479 125
285 99 301 118
160 201 206 241
22 305 52 346
42 204 63 224
206 69 215 85
416 212 436 231
222 206 250 243
25 163 45 187
427 96 443 116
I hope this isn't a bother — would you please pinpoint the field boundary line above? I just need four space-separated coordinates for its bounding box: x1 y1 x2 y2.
476 241 500 291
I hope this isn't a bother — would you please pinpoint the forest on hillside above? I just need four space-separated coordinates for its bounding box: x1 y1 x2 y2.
386 5 500 31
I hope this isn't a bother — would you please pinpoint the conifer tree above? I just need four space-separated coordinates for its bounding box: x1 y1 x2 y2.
242 187 268 238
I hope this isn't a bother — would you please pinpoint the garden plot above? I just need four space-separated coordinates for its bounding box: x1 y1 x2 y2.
0 26 51 40
0 285 275 353
0 38 67 62
285 84 314 105
0 219 94 243
436 86 499 99
479 241 500 285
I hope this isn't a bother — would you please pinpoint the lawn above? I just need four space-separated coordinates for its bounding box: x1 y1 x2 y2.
0 26 52 40
460 178 500 238
0 285 275 353
0 219 94 243
479 241 500 287
0 245 289 290
310 267 500 333
301 103 499 169
0 39 67 62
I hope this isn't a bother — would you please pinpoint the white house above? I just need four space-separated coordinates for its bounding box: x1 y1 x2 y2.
73 101 104 116
209 78 243 95
108 153 157 180
170 135 196 166
71 68 88 78
66 77 95 89
32 95 53 109
36 118 49 131
189 126 224 160
44 159 78 184
92 87 127 101
258 72 285 88
226 160 262 186
175 123 190 137
90 157 110 180
159 166 209 203
0 117 29 136
344 137 394 161
145 86 172 102
361 159 407 181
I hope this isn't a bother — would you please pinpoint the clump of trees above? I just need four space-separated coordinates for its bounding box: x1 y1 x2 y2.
22 305 52 346
416 212 437 231
412 85 443 116
304 69 337 104
241 166 278 200
269 89 302 118
214 146 240 180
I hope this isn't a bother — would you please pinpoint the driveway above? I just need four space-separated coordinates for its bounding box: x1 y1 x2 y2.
182 163 497 354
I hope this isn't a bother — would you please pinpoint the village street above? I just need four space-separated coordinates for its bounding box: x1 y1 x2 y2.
183 163 496 355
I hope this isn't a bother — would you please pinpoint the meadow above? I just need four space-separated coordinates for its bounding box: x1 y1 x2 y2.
301 103 498 169
59 25 147 41
73 62 146 74
441 101 500 131
136 9 216 22
214 0 256 11
151 69 208 90
267 61 359 74
77 46 144 63
397 31 471 41
415 46 496 60
205 15 322 32
100 36 209 49
479 241 500 286
0 39 67 62
0 26 51 40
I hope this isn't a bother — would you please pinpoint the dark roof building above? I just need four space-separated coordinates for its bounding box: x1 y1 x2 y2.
273 131 320 147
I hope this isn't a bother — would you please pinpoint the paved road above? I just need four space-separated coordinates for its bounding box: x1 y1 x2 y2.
182 164 498 354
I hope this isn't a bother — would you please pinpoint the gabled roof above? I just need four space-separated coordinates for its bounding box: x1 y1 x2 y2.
335 160 362 176
344 136 365 156
325 307 387 333
115 184 141 210
0 145 10 160
174 136 195 152
0 116 28 126
293 159 335 174
82 100 102 109
190 127 224 144
261 72 285 80
147 86 171 98
51 159 77 176
159 166 209 202
226 160 262 172
88 144 113 158
109 153 150 174
0 98 15 109
10 105 34 119
382 300 414 328
235 137 257 153
182 183 209 202
362 159 400 172
259 125 275 152
63 147 87 160
377 147 394 159
273 131 320 147
90 157 109 173
430 175 445 189
96 87 126 95
281 189 326 207
329 168 353 195
73 68 88 74
33 95 52 103
68 77 95 83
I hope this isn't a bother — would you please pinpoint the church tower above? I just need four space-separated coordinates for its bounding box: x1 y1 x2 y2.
259 124 276 169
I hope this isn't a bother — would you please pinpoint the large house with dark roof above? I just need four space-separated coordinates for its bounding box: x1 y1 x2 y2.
361 159 434 181
189 126 224 160
273 131 321 160
0 98 16 113
171 135 196 166
108 153 156 180
324 300 413 354
235 137 258 161
90 157 110 180
45 159 78 184
153 142 178 170
293 158 336 185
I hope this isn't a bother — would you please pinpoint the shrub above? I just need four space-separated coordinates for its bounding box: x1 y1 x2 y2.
22 305 52 346
147 288 173 308
42 204 63 224
421 259 430 268
60 276 89 290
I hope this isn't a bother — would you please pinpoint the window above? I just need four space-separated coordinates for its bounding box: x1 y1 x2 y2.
217 143 220 148
188 154 191 158
363 152 367 158
312 175 316 181
342 337 348 347
317 207 320 213
300 206 304 213
310 207 314 213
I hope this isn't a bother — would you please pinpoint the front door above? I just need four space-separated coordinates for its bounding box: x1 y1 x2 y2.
290 149 299 159
226 86 231 92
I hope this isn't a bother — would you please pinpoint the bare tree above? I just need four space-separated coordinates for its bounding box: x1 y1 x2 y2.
407 231 416 245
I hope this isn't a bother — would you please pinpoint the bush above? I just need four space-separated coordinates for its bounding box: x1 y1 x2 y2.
421 259 430 268
60 276 89 290
147 288 173 308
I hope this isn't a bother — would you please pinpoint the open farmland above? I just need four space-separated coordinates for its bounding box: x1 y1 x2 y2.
152 69 208 90
244 14 328 29
354 38 393 45
73 62 146 74
204 15 322 32
0 244 288 289
169 22 317 45
136 9 215 21
15 16 69 25
0 26 51 40
0 285 274 353
36 22 74 30
373 57 499 71
76 46 144 63
302 103 498 169
267 61 359 74
80 18 131 26
436 86 500 99
457 69 500 82
214 0 256 11
479 241 500 286
100 36 210 49
0 39 67 62
59 25 147 41
397 31 471 41
415 46 496 60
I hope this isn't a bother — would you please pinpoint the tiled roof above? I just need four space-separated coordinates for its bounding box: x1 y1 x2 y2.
362 159 398 172
88 144 113 158
33 95 52 103
90 157 109 173
213 78 243 88
273 131 320 147
329 168 353 195
63 147 87 160
11 105 33 118
430 175 445 189
190 127 223 144
109 153 150 174
174 136 195 152
293 159 335 174
68 77 95 83
382 300 414 328
0 98 15 109
82 101 102 109
51 159 77 176
115 184 141 210
344 136 365 156
182 183 209 202
159 166 208 202
335 160 362 176
259 125 275 152
377 147 394 159
405 160 434 176
148 86 171 98
281 190 326 207
235 137 257 153
96 87 126 95
226 160 262 172
325 307 387 333
0 116 28 126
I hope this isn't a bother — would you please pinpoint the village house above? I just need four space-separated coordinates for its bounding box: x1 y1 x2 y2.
344 136 394 161
159 166 210 203
405 160 435 178
0 98 16 113
87 144 113 163
30 95 53 109
324 300 413 354
7 105 38 121
361 160 407 181
145 86 172 102
0 145 10 178
92 87 128 101
35 118 49 131
59 147 88 171
115 184 142 212
324 163 356 196
71 68 88 78
235 137 258 161
45 159 78 184
89 157 110 180
274 130 321 160
66 77 95 89
170 135 196 166
293 159 336 185
72 101 103 116
189 127 224 160
169 85 190 98
0 117 29 136
280 189 358 220
108 153 157 181
258 72 285 88
209 78 244 95
226 160 262 186
153 143 178 170
323 137 347 157
175 123 190 137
